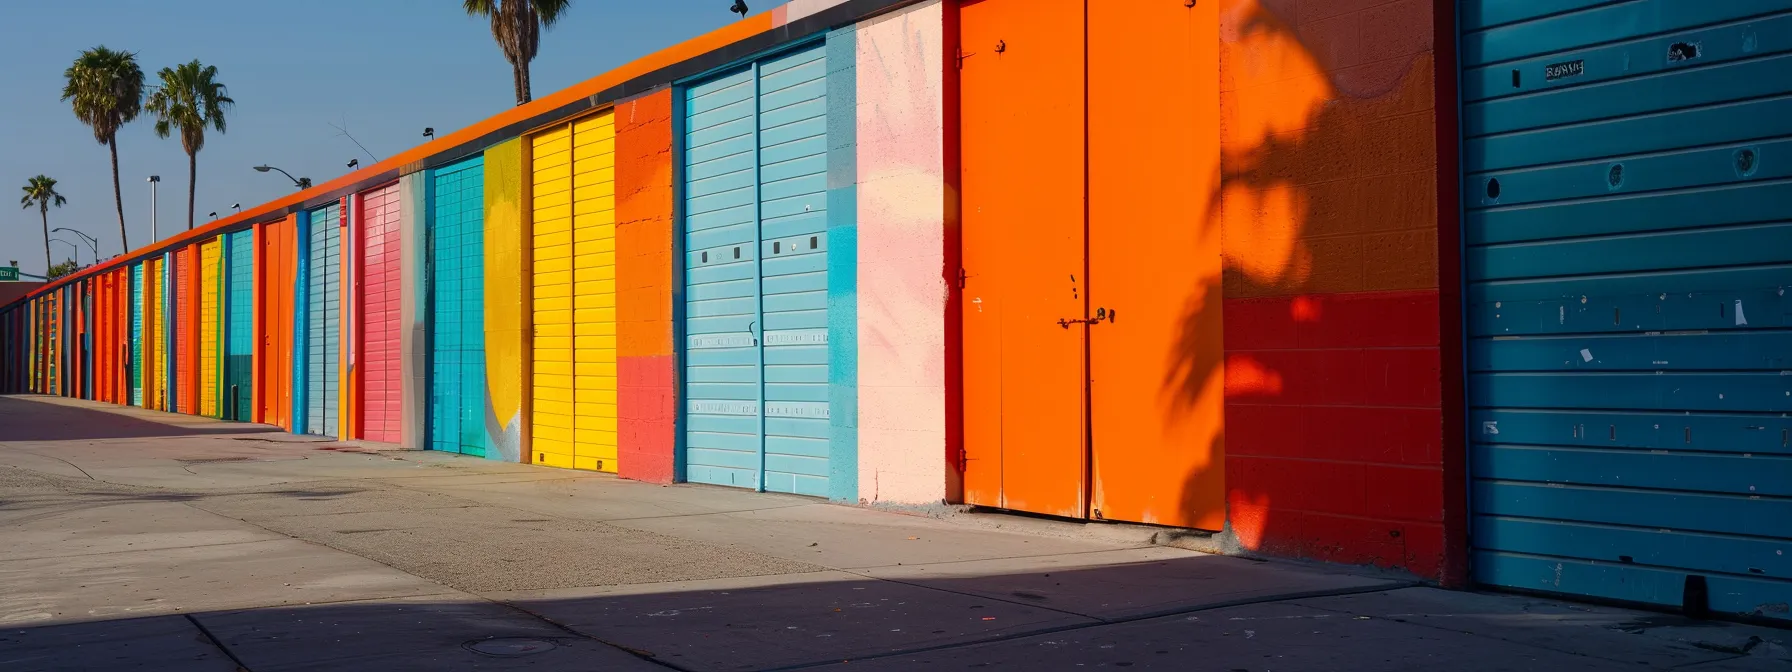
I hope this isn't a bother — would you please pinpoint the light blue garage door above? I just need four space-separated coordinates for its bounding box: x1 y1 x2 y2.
1462 1 1792 620
682 43 832 496
306 203 341 436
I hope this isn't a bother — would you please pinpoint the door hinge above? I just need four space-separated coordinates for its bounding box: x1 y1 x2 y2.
956 48 974 69
957 446 969 471
958 268 969 289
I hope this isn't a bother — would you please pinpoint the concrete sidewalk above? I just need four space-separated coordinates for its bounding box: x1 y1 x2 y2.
0 395 1784 671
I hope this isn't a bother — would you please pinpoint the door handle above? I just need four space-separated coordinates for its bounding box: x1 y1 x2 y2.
745 321 758 346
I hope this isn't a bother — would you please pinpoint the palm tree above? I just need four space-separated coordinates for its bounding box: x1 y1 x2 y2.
145 60 232 230
464 0 571 105
61 46 143 253
20 176 68 274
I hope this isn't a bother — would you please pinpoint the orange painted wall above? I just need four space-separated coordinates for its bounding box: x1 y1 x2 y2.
614 89 677 484
959 0 1089 519
1217 0 1451 580
258 216 296 430
1087 0 1225 531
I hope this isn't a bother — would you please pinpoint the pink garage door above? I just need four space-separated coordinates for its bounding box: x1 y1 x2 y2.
359 183 402 443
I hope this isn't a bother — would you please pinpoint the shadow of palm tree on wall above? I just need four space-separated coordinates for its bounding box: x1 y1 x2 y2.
1172 0 1441 573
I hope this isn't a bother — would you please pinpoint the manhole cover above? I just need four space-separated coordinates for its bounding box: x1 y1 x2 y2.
464 638 557 658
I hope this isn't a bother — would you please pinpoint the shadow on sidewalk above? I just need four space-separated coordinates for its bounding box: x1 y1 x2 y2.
0 395 279 442
2 556 1782 671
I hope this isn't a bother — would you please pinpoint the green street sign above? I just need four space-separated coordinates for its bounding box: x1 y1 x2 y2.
0 267 17 281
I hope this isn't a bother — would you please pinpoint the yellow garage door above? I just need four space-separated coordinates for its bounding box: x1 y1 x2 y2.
531 110 618 472
145 257 164 410
199 237 221 417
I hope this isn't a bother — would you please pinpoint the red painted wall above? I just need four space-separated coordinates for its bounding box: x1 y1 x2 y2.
1217 0 1455 581
614 89 677 485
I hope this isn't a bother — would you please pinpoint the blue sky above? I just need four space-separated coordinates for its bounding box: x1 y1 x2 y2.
0 1 733 274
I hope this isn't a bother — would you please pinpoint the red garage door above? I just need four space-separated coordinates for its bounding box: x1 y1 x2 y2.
359 182 402 443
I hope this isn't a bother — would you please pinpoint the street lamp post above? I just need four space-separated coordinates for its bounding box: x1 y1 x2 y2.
148 176 160 243
50 239 80 268
253 165 312 190
51 228 100 261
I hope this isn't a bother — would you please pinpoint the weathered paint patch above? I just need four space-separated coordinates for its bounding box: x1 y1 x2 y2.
399 172 429 450
826 25 860 503
484 138 527 463
852 0 949 506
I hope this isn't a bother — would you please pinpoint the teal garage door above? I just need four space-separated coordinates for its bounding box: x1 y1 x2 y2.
306 203 342 436
131 263 143 406
682 43 832 496
1462 1 1792 620
430 157 487 456
225 230 254 421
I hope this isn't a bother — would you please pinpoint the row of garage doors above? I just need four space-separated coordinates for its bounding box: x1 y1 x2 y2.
17 0 1786 620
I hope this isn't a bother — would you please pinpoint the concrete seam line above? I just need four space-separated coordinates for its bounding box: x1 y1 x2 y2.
760 581 1421 672
185 613 255 671
3 538 285 564
1297 590 1709 668
595 503 817 523
482 599 696 672
837 570 1112 621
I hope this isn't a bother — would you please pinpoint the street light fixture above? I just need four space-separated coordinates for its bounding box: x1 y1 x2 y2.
148 175 160 243
50 238 81 267
253 165 313 190
51 227 99 260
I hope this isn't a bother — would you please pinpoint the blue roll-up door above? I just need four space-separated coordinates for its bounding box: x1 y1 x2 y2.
306 204 341 436
430 157 487 456
1462 1 1792 620
131 263 143 406
682 43 831 496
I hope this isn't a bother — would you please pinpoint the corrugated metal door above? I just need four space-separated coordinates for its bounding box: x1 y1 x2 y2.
359 184 402 443
532 111 619 472
199 237 222 418
146 257 163 409
306 204 342 436
162 254 174 410
82 281 93 399
682 43 832 496
430 157 487 456
226 230 254 420
175 249 191 412
132 263 143 406
1463 1 1792 620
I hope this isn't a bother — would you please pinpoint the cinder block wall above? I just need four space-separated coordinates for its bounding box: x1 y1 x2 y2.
1218 0 1451 579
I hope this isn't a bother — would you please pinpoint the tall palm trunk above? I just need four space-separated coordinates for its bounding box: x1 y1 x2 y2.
109 137 127 252
40 208 51 274
513 61 531 105
186 151 196 230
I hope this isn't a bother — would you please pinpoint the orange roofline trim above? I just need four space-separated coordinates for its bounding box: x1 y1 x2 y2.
12 7 784 304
